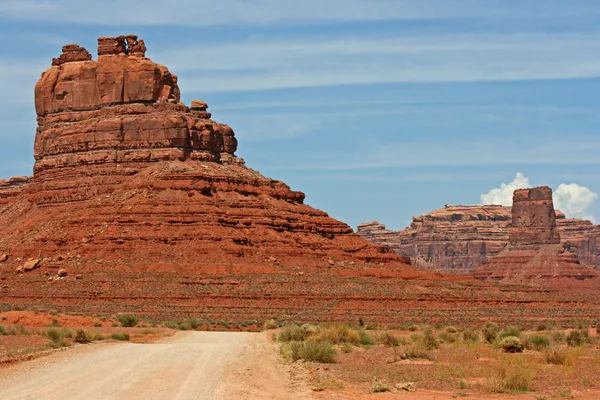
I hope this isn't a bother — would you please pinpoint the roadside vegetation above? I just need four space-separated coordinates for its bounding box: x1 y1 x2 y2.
267 321 600 397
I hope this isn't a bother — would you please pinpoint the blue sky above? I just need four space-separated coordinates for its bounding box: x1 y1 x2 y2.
1 0 600 229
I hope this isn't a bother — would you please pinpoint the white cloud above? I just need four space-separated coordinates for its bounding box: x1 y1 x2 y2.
480 173 598 221
162 32 600 93
554 183 598 221
480 173 531 206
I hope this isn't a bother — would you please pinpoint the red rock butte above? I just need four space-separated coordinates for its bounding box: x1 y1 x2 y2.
1 36 599 326
473 187 600 289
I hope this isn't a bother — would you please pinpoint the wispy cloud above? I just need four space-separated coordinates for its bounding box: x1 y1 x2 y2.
160 32 600 92
264 137 600 171
0 0 571 26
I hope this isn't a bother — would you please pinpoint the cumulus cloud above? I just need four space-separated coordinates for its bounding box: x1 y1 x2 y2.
480 172 530 206
480 173 598 221
554 183 598 221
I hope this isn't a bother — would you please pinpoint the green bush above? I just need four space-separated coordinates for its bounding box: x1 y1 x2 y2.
264 319 278 330
358 329 375 346
499 326 521 340
439 332 458 344
400 344 434 361
408 324 420 332
445 326 458 333
544 347 567 365
523 335 550 350
277 324 309 342
111 333 130 341
74 329 91 344
116 314 138 328
283 340 336 363
423 328 439 350
499 336 524 353
45 328 69 348
371 382 390 393
340 344 353 353
566 330 588 347
0 324 5 335
483 322 499 343
462 329 480 343
378 332 400 347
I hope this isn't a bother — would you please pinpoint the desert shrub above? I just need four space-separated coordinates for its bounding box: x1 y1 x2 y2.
111 333 130 341
483 322 499 343
45 328 69 348
566 330 588 347
371 382 390 393
188 319 201 330
445 326 458 333
358 329 375 346
499 326 521 340
499 336 524 353
423 328 439 350
552 331 566 344
313 324 360 345
282 340 336 363
0 324 5 335
165 321 178 329
91 332 105 341
49 319 61 327
485 359 533 393
93 323 102 328
141 329 154 335
116 314 138 328
439 332 458 344
408 324 420 332
278 324 309 342
400 344 434 361
536 323 548 331
74 329 91 344
462 329 480 343
544 347 567 365
378 332 400 347
340 344 353 353
523 335 550 351
264 319 278 330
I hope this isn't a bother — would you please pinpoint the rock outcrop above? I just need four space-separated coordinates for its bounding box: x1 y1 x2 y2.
358 205 600 274
1 36 599 326
473 188 600 288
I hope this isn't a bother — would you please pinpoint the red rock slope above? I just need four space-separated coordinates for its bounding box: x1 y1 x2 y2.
473 187 600 289
0 37 599 326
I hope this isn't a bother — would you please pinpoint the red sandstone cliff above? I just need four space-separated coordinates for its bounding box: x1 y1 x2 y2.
473 187 600 289
1 36 598 325
358 205 600 274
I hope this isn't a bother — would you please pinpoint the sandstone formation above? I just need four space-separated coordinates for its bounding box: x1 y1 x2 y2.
0 36 598 326
473 188 600 288
358 206 600 274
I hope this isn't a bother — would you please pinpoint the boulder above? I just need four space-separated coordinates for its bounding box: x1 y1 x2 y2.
23 259 41 272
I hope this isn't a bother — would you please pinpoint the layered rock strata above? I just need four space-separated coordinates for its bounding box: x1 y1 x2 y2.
473 188 600 288
1 37 599 325
358 206 600 274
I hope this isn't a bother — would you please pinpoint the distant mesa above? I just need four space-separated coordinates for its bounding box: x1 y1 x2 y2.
359 187 600 289
358 201 600 275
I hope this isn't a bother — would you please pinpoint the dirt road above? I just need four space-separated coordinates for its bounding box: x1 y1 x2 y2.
0 331 310 400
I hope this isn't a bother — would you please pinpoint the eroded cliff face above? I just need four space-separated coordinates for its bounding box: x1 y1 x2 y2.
0 35 435 323
358 203 600 274
473 188 600 289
